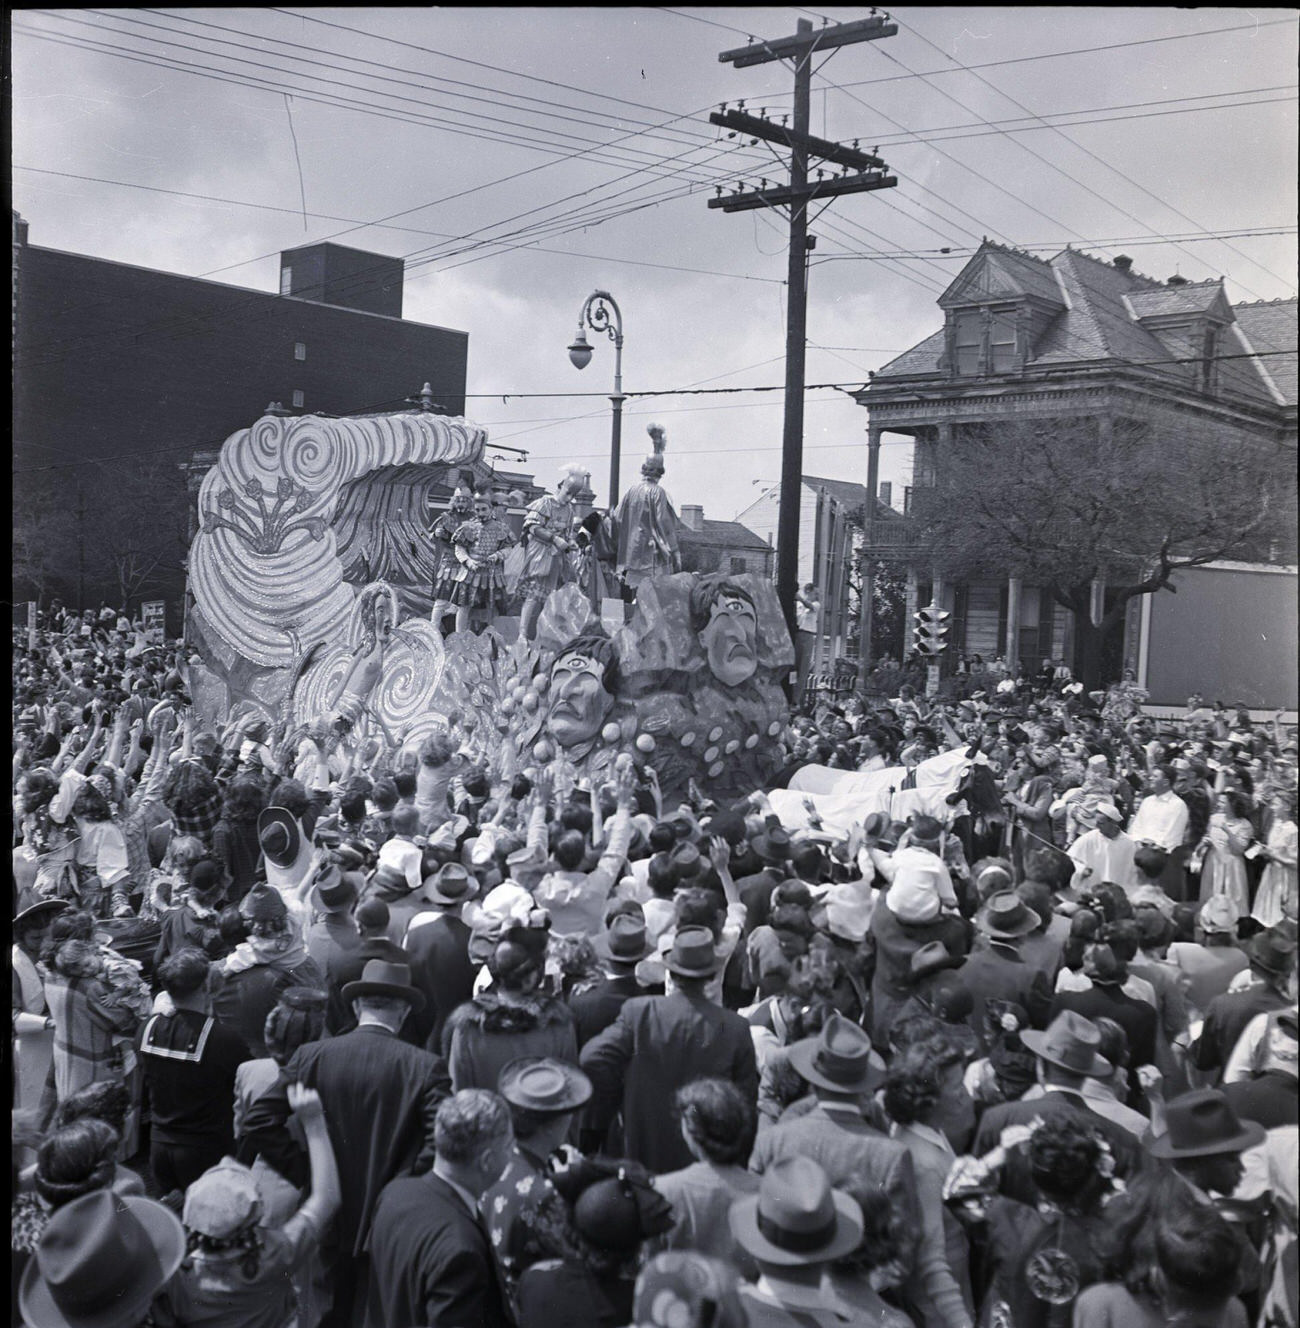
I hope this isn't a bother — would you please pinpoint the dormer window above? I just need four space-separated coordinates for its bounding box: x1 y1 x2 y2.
954 312 982 375
949 304 1022 376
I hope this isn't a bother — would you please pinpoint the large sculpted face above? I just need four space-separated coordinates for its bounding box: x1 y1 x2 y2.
547 650 614 748
699 592 758 687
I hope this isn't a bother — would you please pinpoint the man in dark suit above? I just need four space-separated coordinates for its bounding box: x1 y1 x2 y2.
581 927 758 1173
404 863 476 1053
1191 929 1297 1079
731 826 792 934
238 959 450 1328
569 913 651 1047
325 896 412 1038
1050 942 1159 1070
973 1010 1142 1204
366 1088 516 1328
962 890 1054 1031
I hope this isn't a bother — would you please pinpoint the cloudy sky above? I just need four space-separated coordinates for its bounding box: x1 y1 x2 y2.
12 6 1298 523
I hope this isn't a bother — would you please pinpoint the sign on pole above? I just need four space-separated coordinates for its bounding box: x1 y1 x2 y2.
926 662 941 698
142 600 166 643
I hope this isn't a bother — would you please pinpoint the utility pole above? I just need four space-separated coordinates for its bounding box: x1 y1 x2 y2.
711 15 897 641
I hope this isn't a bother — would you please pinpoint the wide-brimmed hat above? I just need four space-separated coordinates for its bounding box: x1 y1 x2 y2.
498 1056 592 1114
1147 1088 1267 1159
1020 1011 1111 1078
183 1158 263 1239
910 940 964 982
753 829 793 865
257 806 303 868
341 958 425 1011
423 861 474 906
729 1156 864 1267
787 1011 886 1095
594 913 652 963
19 1191 185 1328
1249 929 1298 977
663 926 722 978
975 891 1040 941
14 898 71 930
309 862 358 915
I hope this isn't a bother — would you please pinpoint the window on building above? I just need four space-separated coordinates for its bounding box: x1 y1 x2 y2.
279 266 293 295
989 312 1018 372
292 389 305 409
1201 326 1219 395
730 557 747 574
294 342 306 361
953 311 982 375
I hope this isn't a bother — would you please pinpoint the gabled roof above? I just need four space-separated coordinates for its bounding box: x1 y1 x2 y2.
939 241 1067 310
867 242 1294 417
1125 280 1232 322
676 517 771 551
1232 300 1298 407
803 473 902 521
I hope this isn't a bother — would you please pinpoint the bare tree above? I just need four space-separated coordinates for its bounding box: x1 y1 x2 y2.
916 413 1294 686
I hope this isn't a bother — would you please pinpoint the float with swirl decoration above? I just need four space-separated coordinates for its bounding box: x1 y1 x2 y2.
186 403 794 797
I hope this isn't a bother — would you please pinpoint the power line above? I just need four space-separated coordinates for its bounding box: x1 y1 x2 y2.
888 14 1294 296
747 17 1300 96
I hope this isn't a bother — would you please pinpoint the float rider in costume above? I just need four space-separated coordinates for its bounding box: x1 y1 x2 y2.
450 489 517 634
612 423 681 597
429 481 475 632
519 465 590 642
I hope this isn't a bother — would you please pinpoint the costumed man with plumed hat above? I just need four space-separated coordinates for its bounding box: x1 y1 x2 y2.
611 423 681 596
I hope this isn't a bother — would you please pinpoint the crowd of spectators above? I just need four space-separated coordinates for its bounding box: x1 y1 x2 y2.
11 598 1298 1328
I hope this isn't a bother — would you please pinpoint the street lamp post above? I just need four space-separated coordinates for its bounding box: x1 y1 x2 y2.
567 291 625 507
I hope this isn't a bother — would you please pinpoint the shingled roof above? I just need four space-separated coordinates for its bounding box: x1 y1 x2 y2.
676 516 771 551
871 241 1295 413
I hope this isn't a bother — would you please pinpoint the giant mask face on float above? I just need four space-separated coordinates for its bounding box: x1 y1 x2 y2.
547 649 615 748
699 591 758 687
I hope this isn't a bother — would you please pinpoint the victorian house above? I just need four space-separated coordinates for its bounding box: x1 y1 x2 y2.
853 240 1296 695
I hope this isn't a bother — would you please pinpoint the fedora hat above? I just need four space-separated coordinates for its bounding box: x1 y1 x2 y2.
1249 928 1297 977
786 1011 886 1095
975 891 1040 941
910 940 964 983
663 926 722 978
594 913 652 963
1020 1011 1111 1078
753 829 793 864
1147 1088 1267 1159
341 958 425 1012
423 861 474 906
257 806 303 869
19 1191 185 1328
14 898 71 930
309 862 358 915
729 1156 863 1267
498 1056 592 1114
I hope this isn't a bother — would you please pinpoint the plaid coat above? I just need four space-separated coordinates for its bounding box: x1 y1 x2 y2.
43 954 143 1101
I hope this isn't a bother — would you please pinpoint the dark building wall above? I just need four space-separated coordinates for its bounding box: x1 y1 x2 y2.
13 242 469 616
280 242 404 319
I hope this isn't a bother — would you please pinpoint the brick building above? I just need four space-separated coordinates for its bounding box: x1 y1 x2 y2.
13 216 471 623
854 240 1297 684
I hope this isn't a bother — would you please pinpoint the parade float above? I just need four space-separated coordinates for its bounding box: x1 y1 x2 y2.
185 403 796 802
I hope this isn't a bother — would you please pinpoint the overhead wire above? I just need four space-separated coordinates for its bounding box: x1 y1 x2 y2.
887 13 1293 296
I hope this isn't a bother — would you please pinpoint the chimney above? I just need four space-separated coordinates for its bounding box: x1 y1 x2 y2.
878 481 892 508
680 504 705 533
1112 254 1132 273
1167 274 1190 287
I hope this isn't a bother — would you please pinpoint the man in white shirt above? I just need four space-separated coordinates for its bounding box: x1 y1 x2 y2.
1068 802 1139 890
794 583 821 704
1128 764 1190 853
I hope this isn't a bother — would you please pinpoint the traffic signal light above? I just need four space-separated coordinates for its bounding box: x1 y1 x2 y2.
912 603 950 657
